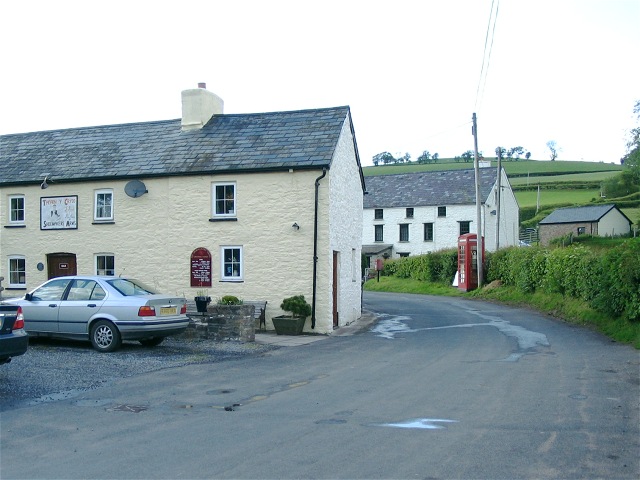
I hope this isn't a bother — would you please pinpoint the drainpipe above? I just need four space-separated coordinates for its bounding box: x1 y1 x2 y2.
311 167 327 329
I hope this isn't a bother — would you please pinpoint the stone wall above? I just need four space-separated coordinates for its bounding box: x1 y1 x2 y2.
186 304 255 342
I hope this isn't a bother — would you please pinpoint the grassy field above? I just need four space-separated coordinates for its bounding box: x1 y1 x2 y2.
508 171 619 186
515 189 602 208
363 159 623 177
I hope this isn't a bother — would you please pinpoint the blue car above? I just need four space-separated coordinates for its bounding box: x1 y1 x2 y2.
0 305 29 365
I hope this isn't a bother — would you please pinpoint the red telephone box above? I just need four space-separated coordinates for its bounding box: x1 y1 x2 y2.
457 233 484 292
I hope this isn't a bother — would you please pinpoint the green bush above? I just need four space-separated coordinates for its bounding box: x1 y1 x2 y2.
280 295 312 318
380 250 457 283
218 295 242 305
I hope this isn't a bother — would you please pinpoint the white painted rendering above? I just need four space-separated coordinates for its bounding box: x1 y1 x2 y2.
181 87 224 131
597 208 631 237
362 168 519 258
0 159 362 333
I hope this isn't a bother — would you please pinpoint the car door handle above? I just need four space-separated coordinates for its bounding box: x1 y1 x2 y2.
87 304 97 308
49 304 58 308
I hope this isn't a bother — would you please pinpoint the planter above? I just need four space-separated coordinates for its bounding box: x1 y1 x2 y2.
272 315 307 335
194 296 211 313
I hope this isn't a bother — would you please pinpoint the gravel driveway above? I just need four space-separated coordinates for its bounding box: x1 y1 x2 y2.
0 335 277 411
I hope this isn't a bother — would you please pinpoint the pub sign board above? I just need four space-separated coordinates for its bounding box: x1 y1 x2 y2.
41 196 78 230
190 247 212 287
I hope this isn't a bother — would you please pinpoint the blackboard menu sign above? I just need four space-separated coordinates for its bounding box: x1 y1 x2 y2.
190 247 212 287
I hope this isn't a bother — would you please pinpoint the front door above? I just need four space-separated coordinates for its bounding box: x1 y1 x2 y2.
47 253 77 279
333 251 339 328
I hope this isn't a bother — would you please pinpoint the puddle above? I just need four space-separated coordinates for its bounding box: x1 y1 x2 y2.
375 418 458 430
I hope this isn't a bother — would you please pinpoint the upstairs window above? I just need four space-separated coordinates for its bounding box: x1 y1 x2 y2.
214 183 236 217
94 190 114 221
374 209 383 220
374 225 384 242
406 208 414 218
9 195 25 224
424 223 434 241
459 221 471 235
438 206 447 217
399 224 409 242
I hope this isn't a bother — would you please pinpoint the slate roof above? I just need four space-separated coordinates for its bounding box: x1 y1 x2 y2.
363 168 498 208
539 204 631 225
0 106 354 186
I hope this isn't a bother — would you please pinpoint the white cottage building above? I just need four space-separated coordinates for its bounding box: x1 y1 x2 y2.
362 168 519 262
0 85 365 334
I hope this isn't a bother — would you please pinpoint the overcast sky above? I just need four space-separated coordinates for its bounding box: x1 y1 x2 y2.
1 0 638 166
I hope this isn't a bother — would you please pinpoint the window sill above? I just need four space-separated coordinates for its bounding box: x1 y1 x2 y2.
209 218 238 222
4 225 26 228
92 221 115 225
5 287 27 291
219 279 244 283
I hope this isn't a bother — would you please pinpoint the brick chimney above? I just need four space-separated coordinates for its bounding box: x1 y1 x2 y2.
181 83 224 131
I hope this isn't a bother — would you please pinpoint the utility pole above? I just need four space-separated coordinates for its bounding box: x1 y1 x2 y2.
495 146 502 251
472 113 483 288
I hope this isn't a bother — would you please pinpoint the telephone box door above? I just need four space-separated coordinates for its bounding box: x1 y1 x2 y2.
457 234 483 292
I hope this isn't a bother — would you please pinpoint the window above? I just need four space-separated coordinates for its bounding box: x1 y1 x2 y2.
459 221 471 235
438 206 447 217
424 223 434 241
374 224 384 242
94 190 114 221
221 246 243 281
9 195 25 224
399 224 409 242
8 257 26 287
67 279 106 301
374 209 383 220
30 278 72 301
398 252 410 258
406 208 414 218
214 183 236 217
96 254 115 276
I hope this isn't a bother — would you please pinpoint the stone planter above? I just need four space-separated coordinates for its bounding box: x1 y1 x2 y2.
186 304 255 342
194 296 211 313
271 315 307 335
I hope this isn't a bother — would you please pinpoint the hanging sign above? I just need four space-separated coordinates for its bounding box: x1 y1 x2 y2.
190 247 212 287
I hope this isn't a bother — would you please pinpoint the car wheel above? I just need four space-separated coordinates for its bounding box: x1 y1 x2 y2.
139 337 164 347
90 320 122 353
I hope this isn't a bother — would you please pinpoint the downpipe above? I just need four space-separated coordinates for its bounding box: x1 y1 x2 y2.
311 167 327 329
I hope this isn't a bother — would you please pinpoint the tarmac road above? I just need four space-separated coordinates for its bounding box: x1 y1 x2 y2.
1 291 638 479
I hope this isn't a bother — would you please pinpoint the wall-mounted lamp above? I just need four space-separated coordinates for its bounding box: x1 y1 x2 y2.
40 176 50 189
490 210 497 216
292 222 300 231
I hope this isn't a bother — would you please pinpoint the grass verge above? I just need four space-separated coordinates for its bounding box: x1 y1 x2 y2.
364 277 640 349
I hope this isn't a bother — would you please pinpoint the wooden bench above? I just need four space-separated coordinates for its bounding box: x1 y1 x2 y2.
243 301 267 331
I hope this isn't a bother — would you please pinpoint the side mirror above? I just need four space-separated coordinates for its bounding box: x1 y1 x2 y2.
24 293 33 301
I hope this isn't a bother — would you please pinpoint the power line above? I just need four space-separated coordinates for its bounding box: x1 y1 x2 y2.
475 0 500 113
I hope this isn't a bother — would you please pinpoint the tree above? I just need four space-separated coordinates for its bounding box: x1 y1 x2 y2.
508 146 525 160
460 150 474 162
495 147 506 159
417 151 431 164
372 152 395 166
546 140 559 161
432 153 439 162
525 151 531 160
621 100 640 184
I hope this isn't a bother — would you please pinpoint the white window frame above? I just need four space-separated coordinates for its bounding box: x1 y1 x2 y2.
212 182 236 218
94 189 114 221
220 246 243 281
8 195 25 224
8 256 26 287
95 254 115 276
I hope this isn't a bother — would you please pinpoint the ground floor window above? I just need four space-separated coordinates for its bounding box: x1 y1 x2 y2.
96 254 115 276
424 222 434 241
221 246 243 281
8 257 26 287
459 221 471 235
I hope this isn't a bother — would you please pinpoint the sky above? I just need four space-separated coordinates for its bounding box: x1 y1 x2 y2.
1 0 638 166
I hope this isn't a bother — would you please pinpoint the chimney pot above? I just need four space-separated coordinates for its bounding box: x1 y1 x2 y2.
198 82 206 89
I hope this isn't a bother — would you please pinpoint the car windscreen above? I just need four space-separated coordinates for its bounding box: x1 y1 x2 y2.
106 278 157 296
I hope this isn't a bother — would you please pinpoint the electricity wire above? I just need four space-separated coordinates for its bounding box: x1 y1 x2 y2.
475 0 500 113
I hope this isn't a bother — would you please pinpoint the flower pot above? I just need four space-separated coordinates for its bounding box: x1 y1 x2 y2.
194 296 211 313
271 315 307 335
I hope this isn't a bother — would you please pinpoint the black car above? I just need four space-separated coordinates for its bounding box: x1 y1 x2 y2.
0 305 28 365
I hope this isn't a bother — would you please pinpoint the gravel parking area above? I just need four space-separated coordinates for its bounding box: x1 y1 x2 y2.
0 335 277 411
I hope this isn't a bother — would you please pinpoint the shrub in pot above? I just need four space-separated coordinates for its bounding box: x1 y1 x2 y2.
272 295 311 335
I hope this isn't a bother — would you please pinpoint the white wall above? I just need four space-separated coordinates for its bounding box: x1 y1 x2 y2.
598 209 631 236
327 118 364 328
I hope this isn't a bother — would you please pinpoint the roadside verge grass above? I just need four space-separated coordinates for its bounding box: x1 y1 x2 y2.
364 277 640 349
